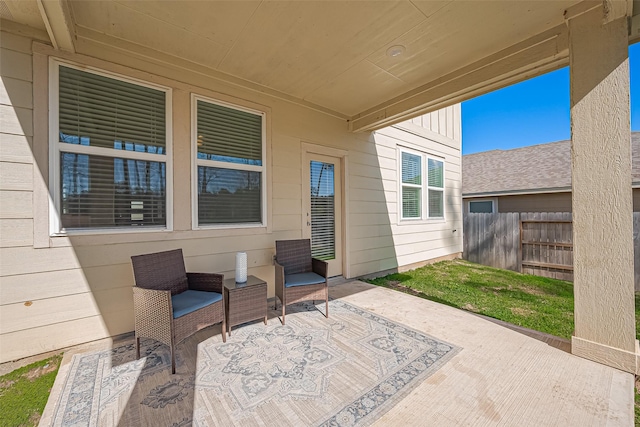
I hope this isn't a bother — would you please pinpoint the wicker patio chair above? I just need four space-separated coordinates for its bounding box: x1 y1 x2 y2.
131 248 225 374
274 239 328 325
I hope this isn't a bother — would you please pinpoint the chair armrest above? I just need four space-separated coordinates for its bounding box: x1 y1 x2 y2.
274 261 285 290
132 287 173 333
312 258 328 279
186 272 224 293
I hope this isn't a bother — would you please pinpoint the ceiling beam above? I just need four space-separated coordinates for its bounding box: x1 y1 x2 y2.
349 25 569 133
563 1 632 23
36 0 75 52
602 0 633 22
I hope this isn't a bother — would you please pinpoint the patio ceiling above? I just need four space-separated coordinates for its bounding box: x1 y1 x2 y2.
1 0 630 130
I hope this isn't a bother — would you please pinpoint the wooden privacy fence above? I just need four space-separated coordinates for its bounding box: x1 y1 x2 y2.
463 212 640 290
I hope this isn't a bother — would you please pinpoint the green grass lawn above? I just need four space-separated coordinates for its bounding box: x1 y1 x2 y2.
366 258 640 424
366 258 578 339
0 354 62 427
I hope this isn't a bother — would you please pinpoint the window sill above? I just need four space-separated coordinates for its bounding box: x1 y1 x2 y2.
194 223 266 231
51 226 170 237
398 217 447 225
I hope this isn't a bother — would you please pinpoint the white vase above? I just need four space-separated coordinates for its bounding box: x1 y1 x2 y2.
235 252 247 283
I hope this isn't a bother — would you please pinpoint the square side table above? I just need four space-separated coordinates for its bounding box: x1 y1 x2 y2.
223 275 268 336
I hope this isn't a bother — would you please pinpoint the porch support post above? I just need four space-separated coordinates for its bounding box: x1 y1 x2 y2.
567 6 637 373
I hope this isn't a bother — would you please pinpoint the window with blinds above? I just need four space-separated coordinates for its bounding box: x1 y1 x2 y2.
401 152 422 219
53 63 169 232
399 149 445 220
194 97 265 226
427 158 444 218
310 161 335 260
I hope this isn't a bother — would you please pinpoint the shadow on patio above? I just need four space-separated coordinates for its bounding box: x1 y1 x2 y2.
40 279 632 427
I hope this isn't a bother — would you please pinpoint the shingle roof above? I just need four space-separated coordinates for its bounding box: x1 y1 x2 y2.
462 133 640 196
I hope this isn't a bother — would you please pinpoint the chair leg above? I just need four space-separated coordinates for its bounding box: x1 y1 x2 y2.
222 318 226 343
170 346 176 374
282 302 286 325
325 296 329 318
135 337 141 359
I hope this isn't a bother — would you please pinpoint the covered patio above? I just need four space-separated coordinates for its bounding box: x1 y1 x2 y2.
39 280 632 426
0 0 638 424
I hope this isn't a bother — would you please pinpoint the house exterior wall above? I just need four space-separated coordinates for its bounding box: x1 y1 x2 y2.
497 192 572 213
464 188 640 214
0 29 462 363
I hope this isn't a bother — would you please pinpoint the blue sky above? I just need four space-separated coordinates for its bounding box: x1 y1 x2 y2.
461 43 640 155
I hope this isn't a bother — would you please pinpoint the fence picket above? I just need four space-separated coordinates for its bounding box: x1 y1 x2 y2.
463 212 640 290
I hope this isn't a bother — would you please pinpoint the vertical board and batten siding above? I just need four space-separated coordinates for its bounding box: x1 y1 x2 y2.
463 212 640 289
0 30 462 362
409 105 461 142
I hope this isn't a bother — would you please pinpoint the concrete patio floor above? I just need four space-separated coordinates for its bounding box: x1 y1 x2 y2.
39 279 633 426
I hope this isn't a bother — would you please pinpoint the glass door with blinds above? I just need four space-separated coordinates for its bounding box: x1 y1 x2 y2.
303 153 342 277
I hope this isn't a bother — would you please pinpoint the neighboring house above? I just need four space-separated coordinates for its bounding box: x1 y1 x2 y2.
462 134 640 213
0 26 462 362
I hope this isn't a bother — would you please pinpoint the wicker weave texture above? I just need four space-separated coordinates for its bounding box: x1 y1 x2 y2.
276 239 313 275
285 283 327 306
225 282 267 331
274 239 329 324
131 249 226 373
174 301 225 345
131 249 188 296
132 287 173 350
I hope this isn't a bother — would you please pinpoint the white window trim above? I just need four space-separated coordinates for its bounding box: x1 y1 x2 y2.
468 198 497 213
191 94 267 230
48 58 174 236
398 147 446 222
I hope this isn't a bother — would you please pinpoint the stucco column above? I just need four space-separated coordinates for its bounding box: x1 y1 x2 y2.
568 7 636 373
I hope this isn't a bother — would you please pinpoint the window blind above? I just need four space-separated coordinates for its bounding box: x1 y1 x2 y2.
60 153 166 228
402 152 422 185
197 167 262 224
428 189 444 218
402 187 421 218
59 66 166 152
428 158 443 187
57 65 167 230
310 161 335 260
197 100 262 164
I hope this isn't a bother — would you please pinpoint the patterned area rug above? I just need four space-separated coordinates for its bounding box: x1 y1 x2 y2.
49 300 460 426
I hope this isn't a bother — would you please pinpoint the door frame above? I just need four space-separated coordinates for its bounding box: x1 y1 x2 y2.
300 142 349 278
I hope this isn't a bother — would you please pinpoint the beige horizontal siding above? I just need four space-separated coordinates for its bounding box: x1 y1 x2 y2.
0 104 32 136
0 31 34 53
0 162 33 191
0 48 32 82
0 133 33 164
0 314 132 363
0 76 33 109
0 190 32 218
0 287 134 334
1 265 131 304
0 219 33 247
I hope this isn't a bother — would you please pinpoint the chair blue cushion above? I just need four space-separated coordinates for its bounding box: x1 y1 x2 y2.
171 290 222 319
284 272 326 288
